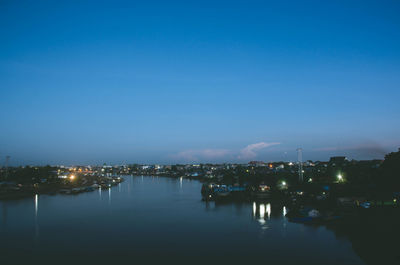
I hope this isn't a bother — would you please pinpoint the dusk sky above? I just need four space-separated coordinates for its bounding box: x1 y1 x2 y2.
1 0 399 165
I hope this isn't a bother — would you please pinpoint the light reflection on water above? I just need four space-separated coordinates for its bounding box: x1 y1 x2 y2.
34 194 38 217
0 176 364 265
34 194 39 238
251 202 275 229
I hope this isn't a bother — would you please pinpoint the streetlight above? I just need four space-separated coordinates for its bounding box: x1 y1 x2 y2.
337 174 343 182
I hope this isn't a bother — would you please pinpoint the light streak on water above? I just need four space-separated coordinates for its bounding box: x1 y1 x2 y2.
259 204 265 219
266 203 271 219
282 206 288 231
108 188 111 205
257 203 269 228
34 194 39 238
34 194 38 217
258 204 266 225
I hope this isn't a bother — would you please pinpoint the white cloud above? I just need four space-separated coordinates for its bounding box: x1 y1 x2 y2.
238 142 280 159
171 149 231 162
170 142 280 162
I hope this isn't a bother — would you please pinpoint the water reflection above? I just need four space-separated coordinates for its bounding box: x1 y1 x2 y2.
1 203 7 227
258 204 266 226
259 204 265 218
252 202 273 219
34 194 38 217
108 188 111 205
282 206 288 232
34 194 39 237
251 202 272 228
208 201 288 226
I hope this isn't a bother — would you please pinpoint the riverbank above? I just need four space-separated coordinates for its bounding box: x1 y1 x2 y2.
325 207 400 265
199 180 400 265
0 176 124 201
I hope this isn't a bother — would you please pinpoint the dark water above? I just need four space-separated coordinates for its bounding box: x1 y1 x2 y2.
0 176 364 265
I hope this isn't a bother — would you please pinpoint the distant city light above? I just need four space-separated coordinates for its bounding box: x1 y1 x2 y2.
70 175 75 180
308 178 312 183
337 174 343 181
282 181 286 186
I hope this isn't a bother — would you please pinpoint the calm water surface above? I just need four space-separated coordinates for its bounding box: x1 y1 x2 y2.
0 176 364 265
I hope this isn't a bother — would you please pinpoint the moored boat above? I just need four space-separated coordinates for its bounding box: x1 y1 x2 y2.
214 185 231 199
252 184 271 199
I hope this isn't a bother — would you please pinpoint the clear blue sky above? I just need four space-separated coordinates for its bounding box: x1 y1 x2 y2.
1 0 399 165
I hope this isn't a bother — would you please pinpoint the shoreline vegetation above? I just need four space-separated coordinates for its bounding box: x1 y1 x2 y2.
1 148 399 202
0 174 124 200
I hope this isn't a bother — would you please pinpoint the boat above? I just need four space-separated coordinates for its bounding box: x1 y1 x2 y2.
214 185 230 198
252 184 271 199
286 207 341 224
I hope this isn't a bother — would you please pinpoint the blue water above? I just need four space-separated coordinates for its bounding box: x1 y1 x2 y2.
0 176 364 265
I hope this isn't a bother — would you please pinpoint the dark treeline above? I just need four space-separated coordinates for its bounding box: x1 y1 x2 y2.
203 148 400 193
0 165 58 183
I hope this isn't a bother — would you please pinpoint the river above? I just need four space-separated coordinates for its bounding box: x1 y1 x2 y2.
0 176 365 265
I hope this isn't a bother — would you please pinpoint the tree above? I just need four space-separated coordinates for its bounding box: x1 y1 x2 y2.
378 148 400 190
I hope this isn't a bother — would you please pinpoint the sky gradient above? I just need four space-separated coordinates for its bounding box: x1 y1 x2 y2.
1 0 400 165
